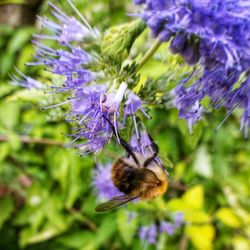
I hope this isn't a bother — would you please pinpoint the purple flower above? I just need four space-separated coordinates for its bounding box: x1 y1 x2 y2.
139 224 157 244
226 76 250 138
134 0 146 4
139 213 184 244
130 130 152 152
25 2 97 93
123 92 149 136
22 2 136 153
22 0 144 153
138 212 184 244
159 213 183 235
64 82 130 154
27 42 94 88
129 129 163 165
160 212 184 235
171 82 203 133
170 65 248 132
10 68 43 90
173 212 184 228
139 226 148 240
65 87 111 153
38 2 96 44
160 222 176 235
124 92 142 116
169 34 187 55
93 163 122 201
158 212 183 235
135 0 250 135
147 224 158 244
136 0 250 69
124 92 149 118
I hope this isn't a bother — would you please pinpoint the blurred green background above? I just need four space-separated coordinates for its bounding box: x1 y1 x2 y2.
0 0 249 249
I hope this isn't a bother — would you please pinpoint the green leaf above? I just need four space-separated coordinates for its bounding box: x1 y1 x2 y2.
45 204 71 231
136 41 187 78
216 207 242 228
0 0 26 4
117 210 138 246
7 89 45 103
137 59 171 78
17 44 35 71
7 27 34 54
19 223 67 247
158 152 174 168
174 162 186 179
0 143 10 163
182 185 204 210
56 231 96 250
0 102 20 129
193 146 213 178
0 51 15 77
185 224 215 250
101 19 146 62
46 149 70 191
167 198 186 212
0 25 14 36
7 131 22 151
185 211 211 224
64 153 91 208
0 84 16 98
232 236 250 250
0 197 14 228
95 215 117 247
177 119 203 149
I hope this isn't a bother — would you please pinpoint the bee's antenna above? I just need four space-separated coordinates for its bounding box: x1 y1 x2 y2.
102 115 139 165
143 133 159 167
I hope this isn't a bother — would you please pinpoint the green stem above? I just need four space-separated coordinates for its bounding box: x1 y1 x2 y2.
136 39 162 71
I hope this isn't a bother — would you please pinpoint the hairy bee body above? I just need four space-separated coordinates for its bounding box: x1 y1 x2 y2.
95 116 169 212
112 156 168 200
95 155 168 212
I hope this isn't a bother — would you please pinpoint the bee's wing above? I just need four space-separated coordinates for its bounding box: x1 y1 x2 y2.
95 195 137 212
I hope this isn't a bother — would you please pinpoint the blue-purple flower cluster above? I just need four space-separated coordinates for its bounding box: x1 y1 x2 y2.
18 1 147 154
93 163 122 201
135 0 250 135
139 212 184 244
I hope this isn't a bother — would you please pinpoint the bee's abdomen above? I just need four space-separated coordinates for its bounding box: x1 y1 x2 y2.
111 159 142 195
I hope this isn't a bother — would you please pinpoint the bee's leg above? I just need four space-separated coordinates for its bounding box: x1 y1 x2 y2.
102 115 139 165
120 139 139 165
148 134 159 155
143 134 159 167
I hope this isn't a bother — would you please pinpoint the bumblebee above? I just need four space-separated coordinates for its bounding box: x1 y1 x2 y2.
95 116 168 212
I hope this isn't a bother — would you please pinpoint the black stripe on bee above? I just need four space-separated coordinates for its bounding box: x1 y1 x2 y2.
115 167 138 194
112 159 148 195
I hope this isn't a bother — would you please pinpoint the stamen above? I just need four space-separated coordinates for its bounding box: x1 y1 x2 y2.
113 112 120 144
32 34 57 40
140 107 151 119
48 2 69 19
42 99 71 110
66 0 98 37
133 115 140 139
215 108 236 131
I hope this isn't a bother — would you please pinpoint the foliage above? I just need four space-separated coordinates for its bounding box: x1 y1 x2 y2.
0 1 250 250
0 0 26 4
